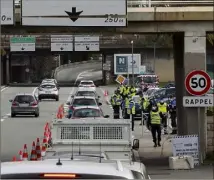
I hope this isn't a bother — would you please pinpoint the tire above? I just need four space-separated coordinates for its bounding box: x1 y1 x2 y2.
56 96 59 101
35 113 39 117
11 113 15 117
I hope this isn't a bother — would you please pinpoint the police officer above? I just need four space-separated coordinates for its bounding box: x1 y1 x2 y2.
130 85 136 95
148 105 164 147
119 83 125 99
127 97 136 131
110 90 122 119
157 100 168 134
168 97 177 134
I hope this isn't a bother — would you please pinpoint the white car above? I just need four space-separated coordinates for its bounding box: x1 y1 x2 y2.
75 87 100 99
1 159 150 179
78 80 96 91
38 83 59 101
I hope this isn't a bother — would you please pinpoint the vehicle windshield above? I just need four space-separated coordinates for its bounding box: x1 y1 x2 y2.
73 108 101 117
40 84 56 89
1 173 128 179
145 89 158 96
80 82 93 85
14 95 34 103
132 96 141 103
76 91 95 97
142 76 157 83
72 98 97 106
153 89 166 99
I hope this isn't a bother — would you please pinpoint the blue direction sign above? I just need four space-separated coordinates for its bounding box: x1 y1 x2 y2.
115 56 128 73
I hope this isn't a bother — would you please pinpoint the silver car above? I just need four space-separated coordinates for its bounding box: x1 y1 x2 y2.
38 83 59 101
10 93 39 117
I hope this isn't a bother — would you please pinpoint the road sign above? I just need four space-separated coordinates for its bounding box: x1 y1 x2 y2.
51 35 73 51
10 37 36 52
1 0 14 25
114 54 141 75
185 70 212 96
21 0 127 26
74 36 99 51
116 75 126 84
183 96 213 107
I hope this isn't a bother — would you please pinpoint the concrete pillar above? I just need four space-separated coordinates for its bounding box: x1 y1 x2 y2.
174 31 207 160
6 54 10 85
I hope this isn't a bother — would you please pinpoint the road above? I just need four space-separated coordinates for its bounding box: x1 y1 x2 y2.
1 85 213 178
56 62 102 82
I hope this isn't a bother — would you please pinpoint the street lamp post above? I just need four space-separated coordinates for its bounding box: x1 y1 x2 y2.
131 40 134 85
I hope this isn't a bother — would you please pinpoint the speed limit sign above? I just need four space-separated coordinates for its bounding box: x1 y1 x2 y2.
185 70 211 96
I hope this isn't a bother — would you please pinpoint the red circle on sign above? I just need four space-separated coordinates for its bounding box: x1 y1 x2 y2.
185 70 211 96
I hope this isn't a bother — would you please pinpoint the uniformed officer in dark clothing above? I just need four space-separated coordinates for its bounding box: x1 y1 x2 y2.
148 105 164 147
110 90 122 119
168 98 177 134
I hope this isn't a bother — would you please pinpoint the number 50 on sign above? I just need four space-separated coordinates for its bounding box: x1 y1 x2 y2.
185 70 212 96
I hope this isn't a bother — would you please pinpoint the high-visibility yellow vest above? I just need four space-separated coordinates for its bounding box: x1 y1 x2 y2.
111 95 121 105
157 103 167 113
125 98 129 108
127 102 136 115
143 100 149 109
150 111 161 124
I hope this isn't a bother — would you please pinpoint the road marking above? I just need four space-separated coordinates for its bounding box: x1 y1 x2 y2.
1 86 9 92
32 87 38 96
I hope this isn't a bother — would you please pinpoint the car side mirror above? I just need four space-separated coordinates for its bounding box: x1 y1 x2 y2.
9 99 13 102
99 102 102 106
104 115 109 118
132 139 139 150
66 101 70 105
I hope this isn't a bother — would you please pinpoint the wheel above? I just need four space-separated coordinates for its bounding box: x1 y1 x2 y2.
35 113 39 117
56 96 59 101
11 113 15 117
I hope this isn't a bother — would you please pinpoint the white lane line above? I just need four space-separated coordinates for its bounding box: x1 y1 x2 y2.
32 87 38 96
1 86 9 92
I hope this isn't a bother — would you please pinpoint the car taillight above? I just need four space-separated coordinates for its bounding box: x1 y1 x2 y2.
12 101 18 106
30 101 38 106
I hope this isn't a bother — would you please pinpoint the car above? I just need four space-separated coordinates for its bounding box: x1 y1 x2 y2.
9 93 39 117
70 106 109 119
150 87 176 103
75 87 100 100
78 80 96 91
69 96 102 108
38 83 59 101
42 79 59 89
143 87 160 98
1 159 150 179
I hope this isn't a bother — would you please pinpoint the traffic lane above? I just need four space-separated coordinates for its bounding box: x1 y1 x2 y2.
56 63 102 82
1 87 36 120
1 87 71 162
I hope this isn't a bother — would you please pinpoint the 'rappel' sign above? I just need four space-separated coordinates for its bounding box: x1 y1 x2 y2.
185 70 212 96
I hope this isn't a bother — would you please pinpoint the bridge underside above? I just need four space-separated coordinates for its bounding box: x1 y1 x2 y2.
2 21 213 34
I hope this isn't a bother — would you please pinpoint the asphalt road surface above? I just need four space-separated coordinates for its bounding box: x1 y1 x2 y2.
56 62 102 82
0 86 111 162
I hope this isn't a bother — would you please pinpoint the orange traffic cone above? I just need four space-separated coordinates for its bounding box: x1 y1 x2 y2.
23 144 28 161
44 130 49 142
41 138 47 157
30 141 37 161
36 138 42 160
12 156 17 161
19 150 23 161
44 122 49 130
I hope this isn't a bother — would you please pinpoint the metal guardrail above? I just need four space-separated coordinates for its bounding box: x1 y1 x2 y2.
14 0 213 7
127 0 214 7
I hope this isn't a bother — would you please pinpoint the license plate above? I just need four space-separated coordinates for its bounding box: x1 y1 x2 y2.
45 91 51 94
19 104 29 107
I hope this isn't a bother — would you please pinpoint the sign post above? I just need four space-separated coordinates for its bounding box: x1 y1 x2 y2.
183 70 212 164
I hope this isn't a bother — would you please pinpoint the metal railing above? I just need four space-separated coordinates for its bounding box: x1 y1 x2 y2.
127 0 214 7
14 0 213 7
